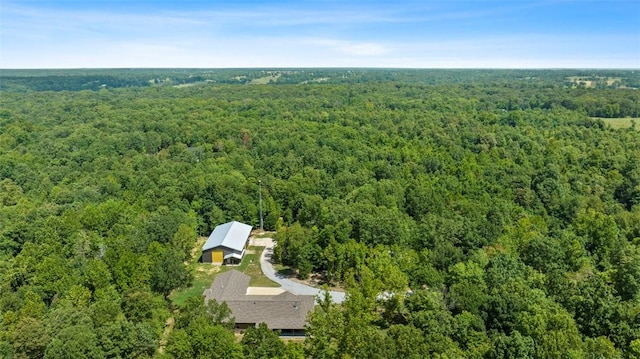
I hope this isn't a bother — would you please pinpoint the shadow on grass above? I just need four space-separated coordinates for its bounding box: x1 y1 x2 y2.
276 268 296 278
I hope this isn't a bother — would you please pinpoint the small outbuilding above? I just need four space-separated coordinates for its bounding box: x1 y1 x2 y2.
202 221 252 265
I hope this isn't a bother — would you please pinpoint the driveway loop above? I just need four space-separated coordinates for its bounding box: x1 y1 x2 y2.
256 237 346 304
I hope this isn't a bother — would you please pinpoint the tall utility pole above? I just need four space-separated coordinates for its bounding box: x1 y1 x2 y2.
258 180 264 232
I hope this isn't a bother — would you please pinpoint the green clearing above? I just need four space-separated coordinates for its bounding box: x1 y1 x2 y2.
169 265 219 307
567 76 623 88
169 246 279 307
244 249 280 287
250 74 281 84
597 117 639 130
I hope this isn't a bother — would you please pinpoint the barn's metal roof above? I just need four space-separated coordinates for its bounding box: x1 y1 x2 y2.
202 221 252 252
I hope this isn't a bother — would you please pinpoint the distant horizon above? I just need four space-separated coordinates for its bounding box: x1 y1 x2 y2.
2 0 639 69
2 67 639 71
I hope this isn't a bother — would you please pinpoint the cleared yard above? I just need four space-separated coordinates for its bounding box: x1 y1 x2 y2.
169 243 279 307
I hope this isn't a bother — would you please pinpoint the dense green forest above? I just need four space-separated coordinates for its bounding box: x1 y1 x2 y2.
1 69 639 358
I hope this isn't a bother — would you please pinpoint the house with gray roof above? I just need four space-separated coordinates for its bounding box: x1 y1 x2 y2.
203 270 315 335
202 221 252 264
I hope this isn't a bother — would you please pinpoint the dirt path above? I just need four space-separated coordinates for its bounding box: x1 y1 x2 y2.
162 236 207 353
186 236 208 264
157 315 175 355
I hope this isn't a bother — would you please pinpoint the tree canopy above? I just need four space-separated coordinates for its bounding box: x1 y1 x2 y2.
0 69 639 357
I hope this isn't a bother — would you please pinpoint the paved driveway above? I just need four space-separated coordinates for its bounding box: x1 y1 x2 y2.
257 237 346 304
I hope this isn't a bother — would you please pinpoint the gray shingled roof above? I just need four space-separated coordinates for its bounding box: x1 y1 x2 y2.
203 270 315 330
202 221 252 252
204 270 250 301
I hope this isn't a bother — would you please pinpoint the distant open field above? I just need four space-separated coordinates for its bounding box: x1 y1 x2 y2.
595 117 639 130
567 76 623 88
250 74 281 84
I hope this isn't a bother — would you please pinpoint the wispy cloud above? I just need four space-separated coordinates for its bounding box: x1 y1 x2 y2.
0 1 539 35
1 0 638 68
1 3 204 37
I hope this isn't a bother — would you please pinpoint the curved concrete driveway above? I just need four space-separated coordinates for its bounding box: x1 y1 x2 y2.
257 238 346 304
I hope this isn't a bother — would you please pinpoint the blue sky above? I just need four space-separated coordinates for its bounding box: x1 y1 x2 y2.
1 0 639 68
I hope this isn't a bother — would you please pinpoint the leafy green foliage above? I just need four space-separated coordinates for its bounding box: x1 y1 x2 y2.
44 325 104 359
0 69 639 356
241 323 285 359
150 247 193 297
167 317 242 359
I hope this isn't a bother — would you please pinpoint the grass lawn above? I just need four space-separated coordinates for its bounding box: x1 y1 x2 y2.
169 265 219 307
169 245 279 307
273 263 296 277
244 252 280 287
596 117 639 131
